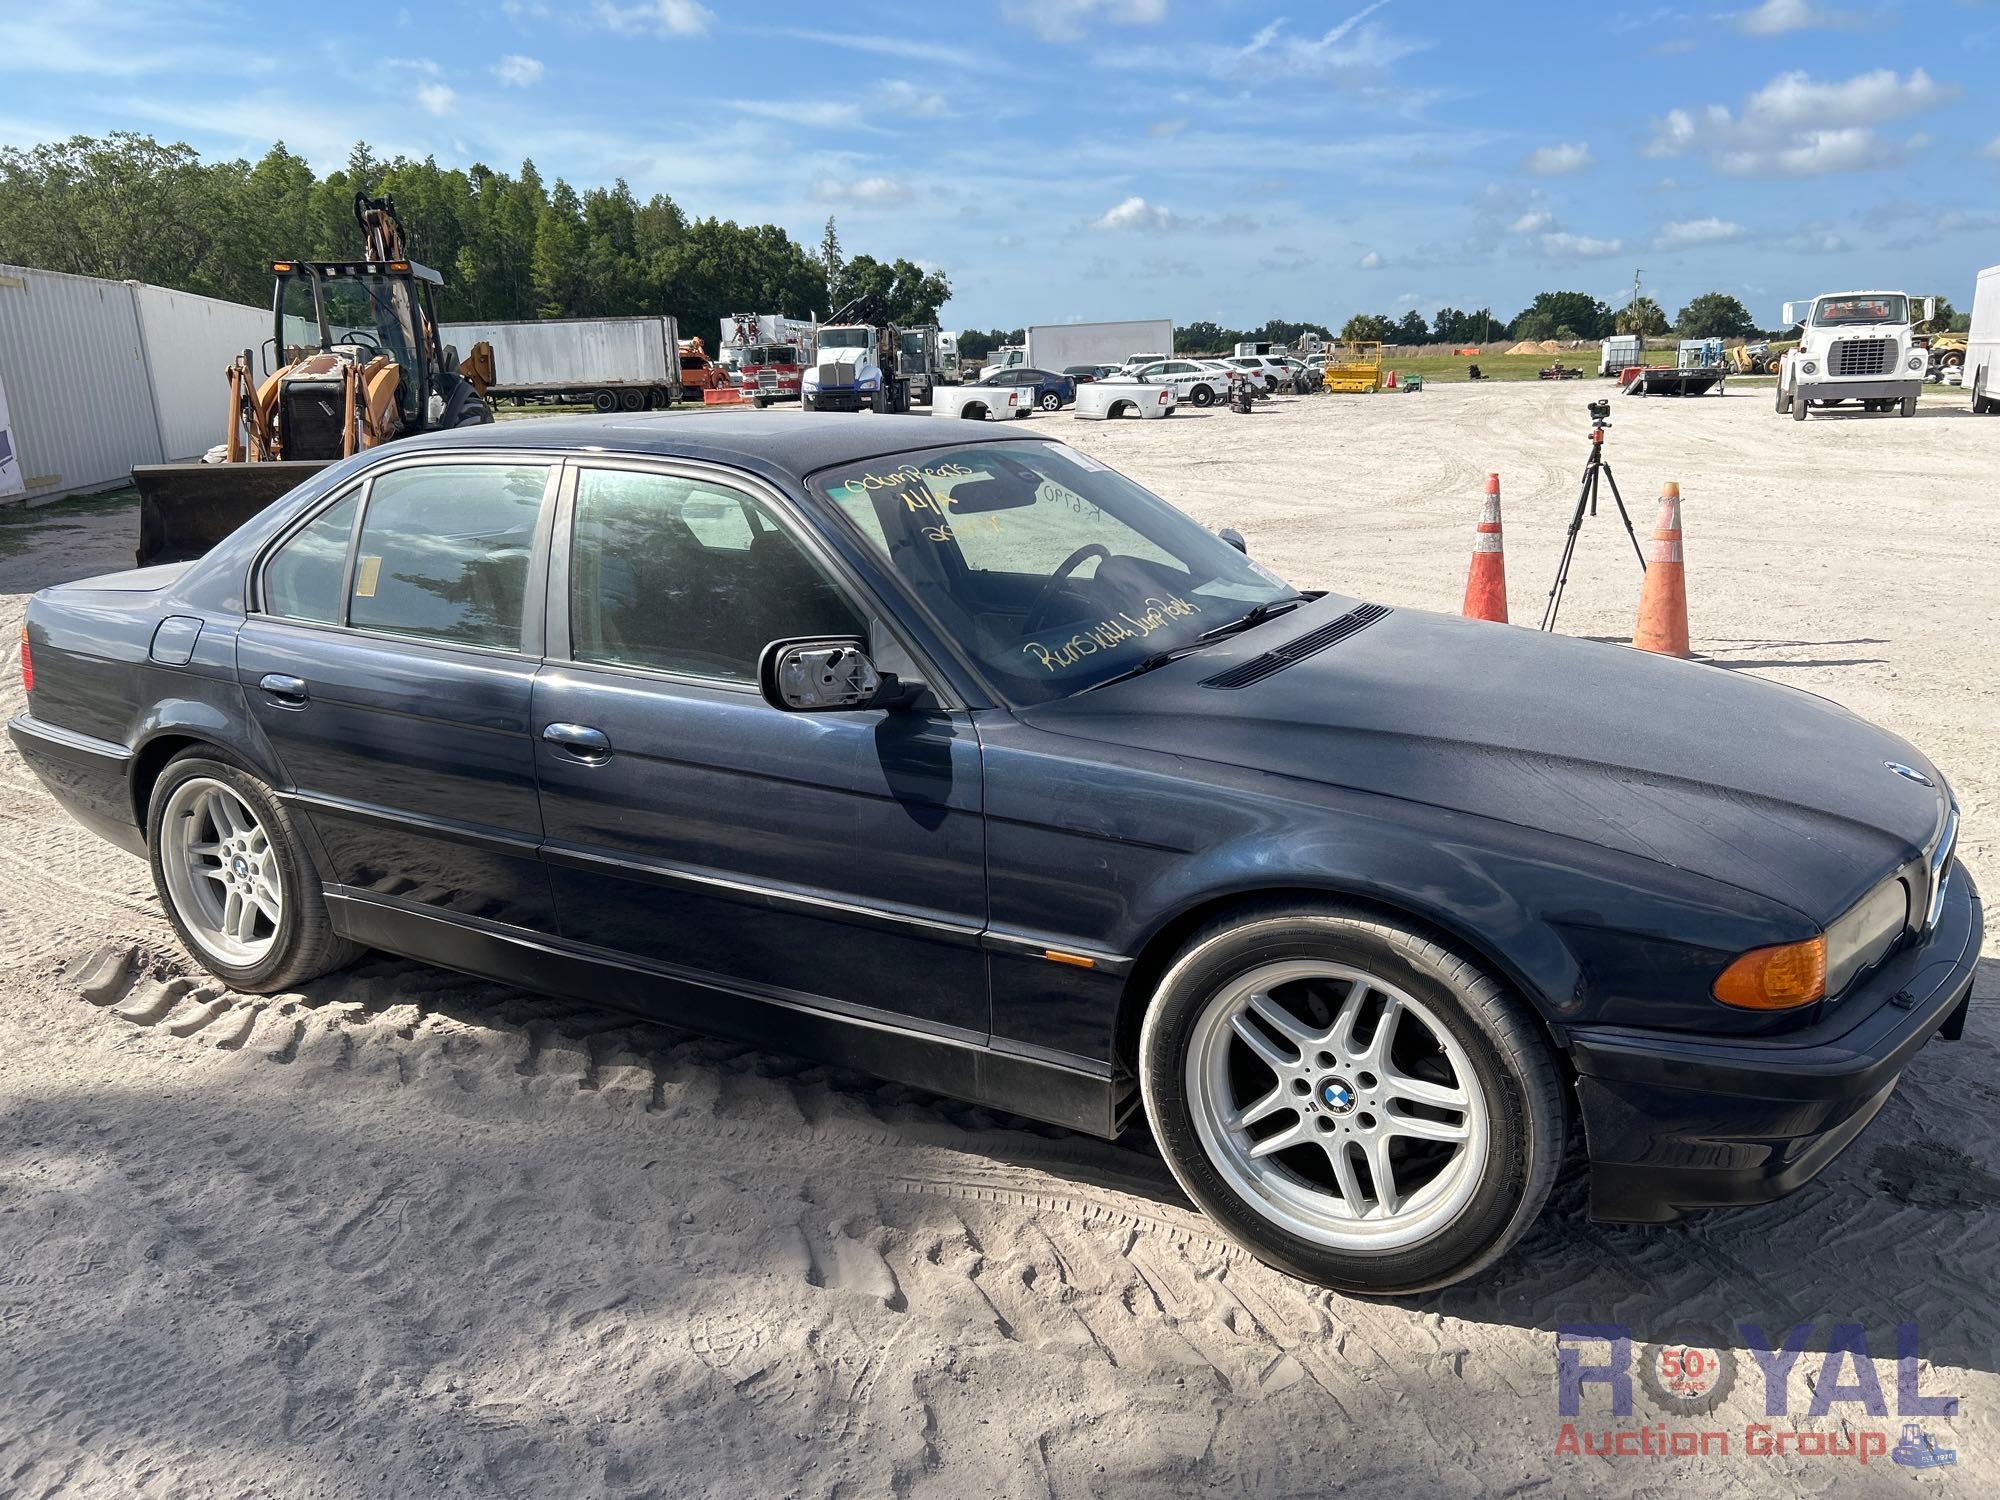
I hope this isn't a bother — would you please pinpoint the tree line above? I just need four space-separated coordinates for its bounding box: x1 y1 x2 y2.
1337 288 1964 346
0 134 951 347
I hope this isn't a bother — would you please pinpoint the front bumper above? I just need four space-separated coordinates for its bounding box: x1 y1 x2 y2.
1797 377 1920 402
1571 866 1982 1223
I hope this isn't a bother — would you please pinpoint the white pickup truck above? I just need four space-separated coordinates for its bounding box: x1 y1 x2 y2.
930 384 1034 421
1776 290 1933 421
1074 376 1177 420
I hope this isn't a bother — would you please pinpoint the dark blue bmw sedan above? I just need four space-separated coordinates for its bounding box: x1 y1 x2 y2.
9 414 1978 1293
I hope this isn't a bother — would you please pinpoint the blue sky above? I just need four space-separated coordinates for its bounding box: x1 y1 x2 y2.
4 0 1998 329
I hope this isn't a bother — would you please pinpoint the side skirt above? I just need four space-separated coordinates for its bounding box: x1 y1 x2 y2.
326 891 1127 1138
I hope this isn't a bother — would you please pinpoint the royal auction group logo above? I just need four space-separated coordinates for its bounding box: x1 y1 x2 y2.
1555 1321 1959 1469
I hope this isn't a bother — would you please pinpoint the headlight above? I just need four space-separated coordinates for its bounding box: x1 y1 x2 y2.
1824 876 1909 995
1802 360 1818 375
1907 354 1924 371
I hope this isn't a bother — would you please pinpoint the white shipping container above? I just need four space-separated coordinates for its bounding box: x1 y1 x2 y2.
0 263 161 503
131 282 273 461
1025 320 1175 373
439 316 679 394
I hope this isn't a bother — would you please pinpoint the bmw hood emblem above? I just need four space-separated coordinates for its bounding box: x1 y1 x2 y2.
1885 762 1934 787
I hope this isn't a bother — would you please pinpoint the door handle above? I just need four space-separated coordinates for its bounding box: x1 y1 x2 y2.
542 722 612 763
258 673 309 707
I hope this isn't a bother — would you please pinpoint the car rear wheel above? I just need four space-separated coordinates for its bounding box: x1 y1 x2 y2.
1040 391 1062 411
1140 905 1563 1294
148 752 361 994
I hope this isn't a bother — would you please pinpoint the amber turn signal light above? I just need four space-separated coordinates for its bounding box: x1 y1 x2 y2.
1713 936 1826 1010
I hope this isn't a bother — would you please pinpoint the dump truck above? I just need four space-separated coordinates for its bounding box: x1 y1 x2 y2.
439 315 680 411
132 192 492 565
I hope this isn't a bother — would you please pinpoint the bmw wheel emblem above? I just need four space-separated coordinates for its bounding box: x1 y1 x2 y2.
1319 1078 1356 1115
1885 762 1934 787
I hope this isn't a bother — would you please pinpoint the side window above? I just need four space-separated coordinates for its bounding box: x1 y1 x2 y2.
347 463 550 649
569 468 866 684
263 491 359 624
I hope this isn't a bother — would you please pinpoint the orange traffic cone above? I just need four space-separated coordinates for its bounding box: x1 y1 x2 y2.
1633 483 1690 658
1461 473 1508 622
1385 369 1399 390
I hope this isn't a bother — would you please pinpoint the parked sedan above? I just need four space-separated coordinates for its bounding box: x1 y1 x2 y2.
1129 359 1234 407
12 415 1977 1294
1061 364 1118 385
976 365 1076 411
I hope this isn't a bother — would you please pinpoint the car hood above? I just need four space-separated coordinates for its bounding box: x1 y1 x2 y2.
1023 595 1948 924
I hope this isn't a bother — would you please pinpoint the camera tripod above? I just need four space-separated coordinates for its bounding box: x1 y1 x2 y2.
1540 408 1647 632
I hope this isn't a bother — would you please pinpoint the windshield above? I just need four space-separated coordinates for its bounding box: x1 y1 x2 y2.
1815 295 1907 326
278 270 421 418
813 441 1296 705
746 344 798 364
820 327 871 349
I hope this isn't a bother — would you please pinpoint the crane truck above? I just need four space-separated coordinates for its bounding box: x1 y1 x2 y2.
801 294 916 413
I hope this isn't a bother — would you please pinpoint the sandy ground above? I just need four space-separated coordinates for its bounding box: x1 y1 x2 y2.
1 382 1995 1498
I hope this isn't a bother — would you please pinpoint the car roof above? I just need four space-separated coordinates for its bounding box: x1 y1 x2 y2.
375 410 1045 481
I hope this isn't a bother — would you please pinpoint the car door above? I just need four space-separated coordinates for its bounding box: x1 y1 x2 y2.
530 459 990 1037
238 455 560 930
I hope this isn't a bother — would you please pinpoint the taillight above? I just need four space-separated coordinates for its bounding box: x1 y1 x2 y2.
18 627 31 693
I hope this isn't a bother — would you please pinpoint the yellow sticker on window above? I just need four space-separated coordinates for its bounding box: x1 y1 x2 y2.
354 554 382 598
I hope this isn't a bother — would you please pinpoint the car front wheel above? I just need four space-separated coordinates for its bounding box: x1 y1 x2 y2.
1190 385 1214 407
1040 391 1062 411
1139 905 1563 1294
147 751 361 993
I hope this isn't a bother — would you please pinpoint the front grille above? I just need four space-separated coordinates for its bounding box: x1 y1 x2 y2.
280 383 346 460
757 371 778 389
1831 338 1890 377
1923 802 1959 932
1201 603 1391 689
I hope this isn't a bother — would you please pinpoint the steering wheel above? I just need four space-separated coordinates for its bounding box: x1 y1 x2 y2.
1023 544 1111 635
339 328 384 354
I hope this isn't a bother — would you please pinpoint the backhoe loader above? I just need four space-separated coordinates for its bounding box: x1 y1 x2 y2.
133 192 493 564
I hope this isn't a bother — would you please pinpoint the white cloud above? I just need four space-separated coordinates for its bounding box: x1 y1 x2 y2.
1149 118 1186 138
1222 3 1428 85
813 175 913 208
1659 217 1743 245
1093 195 1178 230
1983 137 2000 160
1526 142 1592 175
416 83 456 116
880 79 948 116
1359 250 1383 269
493 54 543 87
1017 0 1167 44
728 99 862 128
594 0 713 35
1509 210 1555 234
1736 0 1860 35
1540 232 1624 259
1646 68 1956 176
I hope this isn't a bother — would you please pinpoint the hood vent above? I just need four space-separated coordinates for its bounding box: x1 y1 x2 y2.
1201 602 1391 689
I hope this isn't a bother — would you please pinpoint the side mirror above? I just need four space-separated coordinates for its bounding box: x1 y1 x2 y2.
262 337 279 375
1923 297 1937 325
1781 301 1804 328
1219 527 1248 554
759 637 891 712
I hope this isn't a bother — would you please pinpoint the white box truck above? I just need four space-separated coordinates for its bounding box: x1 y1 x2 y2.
439 315 680 412
1774 291 1931 421
1965 264 2000 415
1021 320 1175 374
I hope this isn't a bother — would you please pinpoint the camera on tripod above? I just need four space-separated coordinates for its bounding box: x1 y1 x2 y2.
1587 398 1611 425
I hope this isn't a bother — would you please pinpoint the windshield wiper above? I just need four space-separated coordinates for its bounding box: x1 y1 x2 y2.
1085 644 1209 692
1200 594 1306 642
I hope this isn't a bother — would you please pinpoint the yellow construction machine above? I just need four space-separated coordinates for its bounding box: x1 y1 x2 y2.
1318 341 1383 394
133 192 493 564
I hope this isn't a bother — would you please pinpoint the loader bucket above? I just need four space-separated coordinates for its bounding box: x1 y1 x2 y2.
133 461 335 566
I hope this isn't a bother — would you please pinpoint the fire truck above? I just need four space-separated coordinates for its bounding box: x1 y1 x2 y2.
720 313 817 403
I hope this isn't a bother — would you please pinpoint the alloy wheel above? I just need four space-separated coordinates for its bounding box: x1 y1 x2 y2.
157 777 284 966
1184 959 1490 1251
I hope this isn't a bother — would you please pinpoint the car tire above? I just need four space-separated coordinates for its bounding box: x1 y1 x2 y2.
146 750 362 995
1139 904 1564 1295
592 390 618 414
1775 383 1791 415
1901 394 1918 417
802 394 817 412
1792 394 1808 422
1191 385 1214 407
1040 391 1062 411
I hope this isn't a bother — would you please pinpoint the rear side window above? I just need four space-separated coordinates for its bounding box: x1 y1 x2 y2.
347 463 550 648
264 492 359 624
